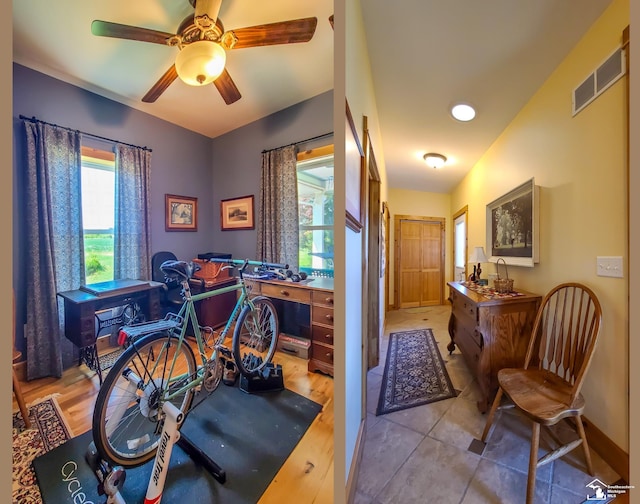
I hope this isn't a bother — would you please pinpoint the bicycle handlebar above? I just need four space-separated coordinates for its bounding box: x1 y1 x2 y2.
209 258 289 270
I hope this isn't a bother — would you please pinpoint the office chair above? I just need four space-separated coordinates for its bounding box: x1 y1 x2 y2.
151 251 183 315
480 282 602 504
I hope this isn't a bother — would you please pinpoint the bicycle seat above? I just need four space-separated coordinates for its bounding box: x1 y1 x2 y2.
160 260 201 282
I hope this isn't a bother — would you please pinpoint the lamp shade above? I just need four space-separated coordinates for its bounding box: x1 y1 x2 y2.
175 40 226 86
469 246 487 263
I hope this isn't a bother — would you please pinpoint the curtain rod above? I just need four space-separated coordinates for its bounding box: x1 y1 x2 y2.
19 115 153 152
262 131 333 153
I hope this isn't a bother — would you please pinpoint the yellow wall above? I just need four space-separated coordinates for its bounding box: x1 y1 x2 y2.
451 0 629 449
387 189 451 305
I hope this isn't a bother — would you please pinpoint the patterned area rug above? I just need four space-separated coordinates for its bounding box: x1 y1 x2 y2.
376 329 457 415
12 395 74 503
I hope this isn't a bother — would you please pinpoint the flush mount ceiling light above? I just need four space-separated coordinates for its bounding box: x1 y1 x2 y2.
175 40 227 86
423 153 447 169
451 103 476 122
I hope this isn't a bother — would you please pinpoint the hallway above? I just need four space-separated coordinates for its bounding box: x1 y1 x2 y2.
353 306 620 503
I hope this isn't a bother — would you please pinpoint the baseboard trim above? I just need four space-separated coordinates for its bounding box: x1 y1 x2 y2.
580 415 629 484
345 418 366 503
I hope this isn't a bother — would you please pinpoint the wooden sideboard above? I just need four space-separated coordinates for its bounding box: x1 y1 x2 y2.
192 275 237 329
246 277 334 377
446 281 541 413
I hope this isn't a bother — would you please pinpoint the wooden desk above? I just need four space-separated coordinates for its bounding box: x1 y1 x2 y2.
447 281 541 412
58 279 164 383
246 277 334 377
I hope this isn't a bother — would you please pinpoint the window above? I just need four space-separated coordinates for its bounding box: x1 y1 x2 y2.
297 146 334 278
81 147 115 283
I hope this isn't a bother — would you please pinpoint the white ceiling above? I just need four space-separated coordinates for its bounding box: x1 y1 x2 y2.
12 0 334 139
14 1 616 194
361 0 615 194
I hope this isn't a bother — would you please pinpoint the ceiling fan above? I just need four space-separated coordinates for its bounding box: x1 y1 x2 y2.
91 0 318 105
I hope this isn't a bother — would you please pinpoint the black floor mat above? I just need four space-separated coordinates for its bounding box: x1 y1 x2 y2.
33 384 322 503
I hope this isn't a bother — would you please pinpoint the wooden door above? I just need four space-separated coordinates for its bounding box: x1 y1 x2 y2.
395 216 444 308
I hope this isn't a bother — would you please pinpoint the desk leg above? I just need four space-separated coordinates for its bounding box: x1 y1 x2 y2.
80 345 104 385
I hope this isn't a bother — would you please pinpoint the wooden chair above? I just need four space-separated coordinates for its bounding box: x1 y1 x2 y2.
480 282 602 504
13 291 31 429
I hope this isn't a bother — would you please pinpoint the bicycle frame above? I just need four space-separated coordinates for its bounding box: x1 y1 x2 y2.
124 258 285 406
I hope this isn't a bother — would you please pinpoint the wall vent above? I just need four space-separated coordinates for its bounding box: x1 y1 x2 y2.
572 47 626 117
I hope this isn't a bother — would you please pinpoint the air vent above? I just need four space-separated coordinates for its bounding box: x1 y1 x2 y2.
572 47 626 116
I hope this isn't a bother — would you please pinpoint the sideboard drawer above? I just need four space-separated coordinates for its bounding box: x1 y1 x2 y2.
260 283 311 304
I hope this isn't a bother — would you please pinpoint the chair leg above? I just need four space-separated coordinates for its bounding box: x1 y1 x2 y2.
526 422 540 504
481 387 503 442
13 367 31 429
575 415 594 476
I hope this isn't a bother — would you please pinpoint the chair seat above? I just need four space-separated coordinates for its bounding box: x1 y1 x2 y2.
498 368 585 425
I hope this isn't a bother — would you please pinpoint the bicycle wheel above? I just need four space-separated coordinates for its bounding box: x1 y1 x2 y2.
92 331 196 467
233 296 279 375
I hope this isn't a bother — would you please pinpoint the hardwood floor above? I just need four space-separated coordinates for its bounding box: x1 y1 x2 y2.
13 346 334 504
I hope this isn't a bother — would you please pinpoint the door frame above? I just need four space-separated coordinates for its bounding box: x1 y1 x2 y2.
452 206 469 282
393 215 445 309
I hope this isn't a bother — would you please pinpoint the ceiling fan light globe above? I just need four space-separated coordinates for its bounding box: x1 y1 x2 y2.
175 40 226 86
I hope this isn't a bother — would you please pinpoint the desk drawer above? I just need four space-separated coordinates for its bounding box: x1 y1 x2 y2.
311 342 334 365
312 290 334 307
260 283 311 304
312 305 334 326
312 325 334 345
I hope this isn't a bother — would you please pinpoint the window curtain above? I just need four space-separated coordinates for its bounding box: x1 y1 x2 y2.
23 121 84 379
256 145 299 268
114 144 152 280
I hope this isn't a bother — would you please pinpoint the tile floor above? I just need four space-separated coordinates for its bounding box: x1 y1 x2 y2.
353 305 620 504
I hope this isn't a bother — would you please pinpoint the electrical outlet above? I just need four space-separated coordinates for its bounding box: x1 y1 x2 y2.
596 256 623 278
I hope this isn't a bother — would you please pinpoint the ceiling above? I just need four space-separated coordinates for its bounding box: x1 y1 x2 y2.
12 0 334 139
361 0 615 194
13 1 617 194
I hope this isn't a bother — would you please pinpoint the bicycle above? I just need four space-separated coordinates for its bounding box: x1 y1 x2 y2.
91 257 287 468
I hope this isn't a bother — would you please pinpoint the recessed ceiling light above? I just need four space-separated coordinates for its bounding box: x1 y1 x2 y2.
423 153 447 169
451 103 476 122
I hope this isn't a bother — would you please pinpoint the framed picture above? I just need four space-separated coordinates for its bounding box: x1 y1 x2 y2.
165 194 197 231
486 178 539 267
346 100 364 232
220 194 255 231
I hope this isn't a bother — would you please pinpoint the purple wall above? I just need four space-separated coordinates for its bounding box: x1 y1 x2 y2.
210 90 333 259
12 62 333 350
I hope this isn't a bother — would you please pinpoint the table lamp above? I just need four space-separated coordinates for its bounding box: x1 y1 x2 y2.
469 246 488 283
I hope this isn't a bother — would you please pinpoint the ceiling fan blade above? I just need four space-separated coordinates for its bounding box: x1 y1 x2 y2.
91 20 175 45
224 17 318 49
194 0 223 29
213 69 241 105
142 65 179 103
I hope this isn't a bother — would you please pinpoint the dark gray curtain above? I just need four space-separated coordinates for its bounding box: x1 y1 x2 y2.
23 121 84 379
114 144 151 280
256 145 299 268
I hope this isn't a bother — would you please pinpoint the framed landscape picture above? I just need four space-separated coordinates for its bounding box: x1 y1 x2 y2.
221 195 255 230
165 194 197 231
486 178 539 267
